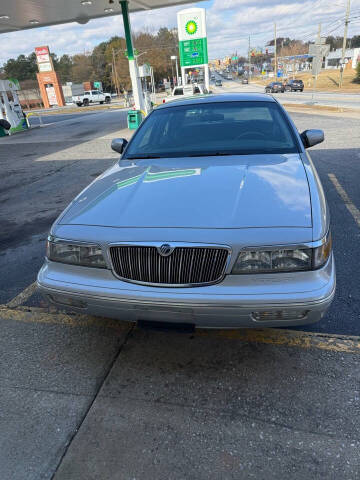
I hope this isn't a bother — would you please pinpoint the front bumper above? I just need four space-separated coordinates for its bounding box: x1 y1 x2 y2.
37 253 336 328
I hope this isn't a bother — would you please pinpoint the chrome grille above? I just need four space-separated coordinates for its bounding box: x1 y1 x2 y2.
109 245 229 286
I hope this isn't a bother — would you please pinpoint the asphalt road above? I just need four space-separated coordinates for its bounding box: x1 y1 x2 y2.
1 106 360 480
213 73 360 109
1 106 359 335
26 111 99 127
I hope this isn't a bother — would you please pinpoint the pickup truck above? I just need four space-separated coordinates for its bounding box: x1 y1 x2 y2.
162 84 205 104
72 90 111 107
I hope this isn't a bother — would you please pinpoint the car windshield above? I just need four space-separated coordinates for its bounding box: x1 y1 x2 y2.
124 101 299 158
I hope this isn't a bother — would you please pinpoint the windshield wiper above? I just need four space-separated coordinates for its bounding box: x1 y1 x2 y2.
126 155 162 159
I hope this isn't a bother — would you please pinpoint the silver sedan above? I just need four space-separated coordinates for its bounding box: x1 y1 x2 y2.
37 93 335 328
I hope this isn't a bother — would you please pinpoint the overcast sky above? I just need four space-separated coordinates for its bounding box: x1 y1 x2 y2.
2 0 360 64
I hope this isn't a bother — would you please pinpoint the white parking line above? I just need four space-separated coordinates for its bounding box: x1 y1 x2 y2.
328 173 360 228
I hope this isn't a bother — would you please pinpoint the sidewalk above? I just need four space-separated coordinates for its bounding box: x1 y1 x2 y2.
1 303 360 479
52 325 360 480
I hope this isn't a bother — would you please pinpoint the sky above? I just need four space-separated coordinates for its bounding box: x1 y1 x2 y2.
2 0 360 65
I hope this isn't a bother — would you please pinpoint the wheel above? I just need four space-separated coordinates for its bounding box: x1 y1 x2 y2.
301 89 304 92
76 103 82 107
105 97 111 104
265 89 270 93
100 101 104 105
83 99 89 106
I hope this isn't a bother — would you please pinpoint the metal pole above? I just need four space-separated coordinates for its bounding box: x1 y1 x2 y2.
204 63 210 92
175 58 179 86
120 0 145 112
171 59 174 84
274 23 277 78
248 35 251 83
340 0 351 88
312 23 321 102
112 49 120 98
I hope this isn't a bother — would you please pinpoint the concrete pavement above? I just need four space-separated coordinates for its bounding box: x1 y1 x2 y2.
1 306 360 480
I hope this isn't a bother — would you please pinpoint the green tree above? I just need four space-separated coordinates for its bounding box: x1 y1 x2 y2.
3 53 37 81
57 54 73 83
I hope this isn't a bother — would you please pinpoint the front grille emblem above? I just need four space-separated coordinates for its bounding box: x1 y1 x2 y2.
158 243 173 257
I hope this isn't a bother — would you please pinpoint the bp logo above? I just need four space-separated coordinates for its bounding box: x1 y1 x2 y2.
185 20 198 35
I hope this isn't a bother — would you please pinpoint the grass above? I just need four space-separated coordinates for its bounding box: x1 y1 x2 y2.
254 69 360 92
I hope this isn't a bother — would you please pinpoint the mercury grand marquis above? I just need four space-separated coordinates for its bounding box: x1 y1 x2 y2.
37 93 336 328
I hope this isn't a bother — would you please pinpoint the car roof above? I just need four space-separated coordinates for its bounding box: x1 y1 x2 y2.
157 93 277 109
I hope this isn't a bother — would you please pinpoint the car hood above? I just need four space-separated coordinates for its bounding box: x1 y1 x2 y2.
59 154 312 229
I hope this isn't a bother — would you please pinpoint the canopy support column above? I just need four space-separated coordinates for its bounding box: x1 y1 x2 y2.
120 1 145 112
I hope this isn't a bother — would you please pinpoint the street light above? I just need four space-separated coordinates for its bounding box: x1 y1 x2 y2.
171 55 179 86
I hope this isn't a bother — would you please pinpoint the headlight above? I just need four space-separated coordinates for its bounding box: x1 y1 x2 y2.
232 232 332 274
46 236 107 268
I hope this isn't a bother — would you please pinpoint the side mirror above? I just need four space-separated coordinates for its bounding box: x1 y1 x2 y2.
300 129 324 148
111 138 128 154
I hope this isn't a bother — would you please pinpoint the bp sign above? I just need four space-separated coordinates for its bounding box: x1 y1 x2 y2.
177 8 208 68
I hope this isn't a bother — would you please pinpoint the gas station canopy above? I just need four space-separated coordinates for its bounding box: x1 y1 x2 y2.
0 0 199 34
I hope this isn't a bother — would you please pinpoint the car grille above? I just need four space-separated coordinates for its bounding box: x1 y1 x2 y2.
109 245 229 286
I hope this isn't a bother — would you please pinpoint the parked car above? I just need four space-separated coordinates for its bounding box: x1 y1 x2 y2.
215 79 222 86
227 74 233 80
242 78 249 84
285 79 304 92
38 93 335 328
73 90 111 107
265 82 285 93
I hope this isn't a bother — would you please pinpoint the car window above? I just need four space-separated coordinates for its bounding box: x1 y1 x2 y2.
125 101 300 158
92 90 98 95
84 92 90 95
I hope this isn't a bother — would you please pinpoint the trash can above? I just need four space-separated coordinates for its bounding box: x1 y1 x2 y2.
127 110 142 130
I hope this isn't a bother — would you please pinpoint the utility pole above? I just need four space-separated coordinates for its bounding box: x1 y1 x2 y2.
248 35 251 83
112 48 120 98
274 23 277 79
339 0 351 88
312 23 321 101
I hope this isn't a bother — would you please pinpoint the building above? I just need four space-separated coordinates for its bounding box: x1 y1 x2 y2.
325 48 360 70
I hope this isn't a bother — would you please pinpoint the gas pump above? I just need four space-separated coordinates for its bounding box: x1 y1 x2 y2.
0 79 28 135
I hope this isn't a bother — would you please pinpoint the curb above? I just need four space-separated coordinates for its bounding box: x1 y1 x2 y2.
1 304 360 354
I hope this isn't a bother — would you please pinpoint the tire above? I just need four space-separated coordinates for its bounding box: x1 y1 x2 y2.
76 103 82 107
83 99 89 106
301 89 304 92
105 97 111 104
100 101 104 105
